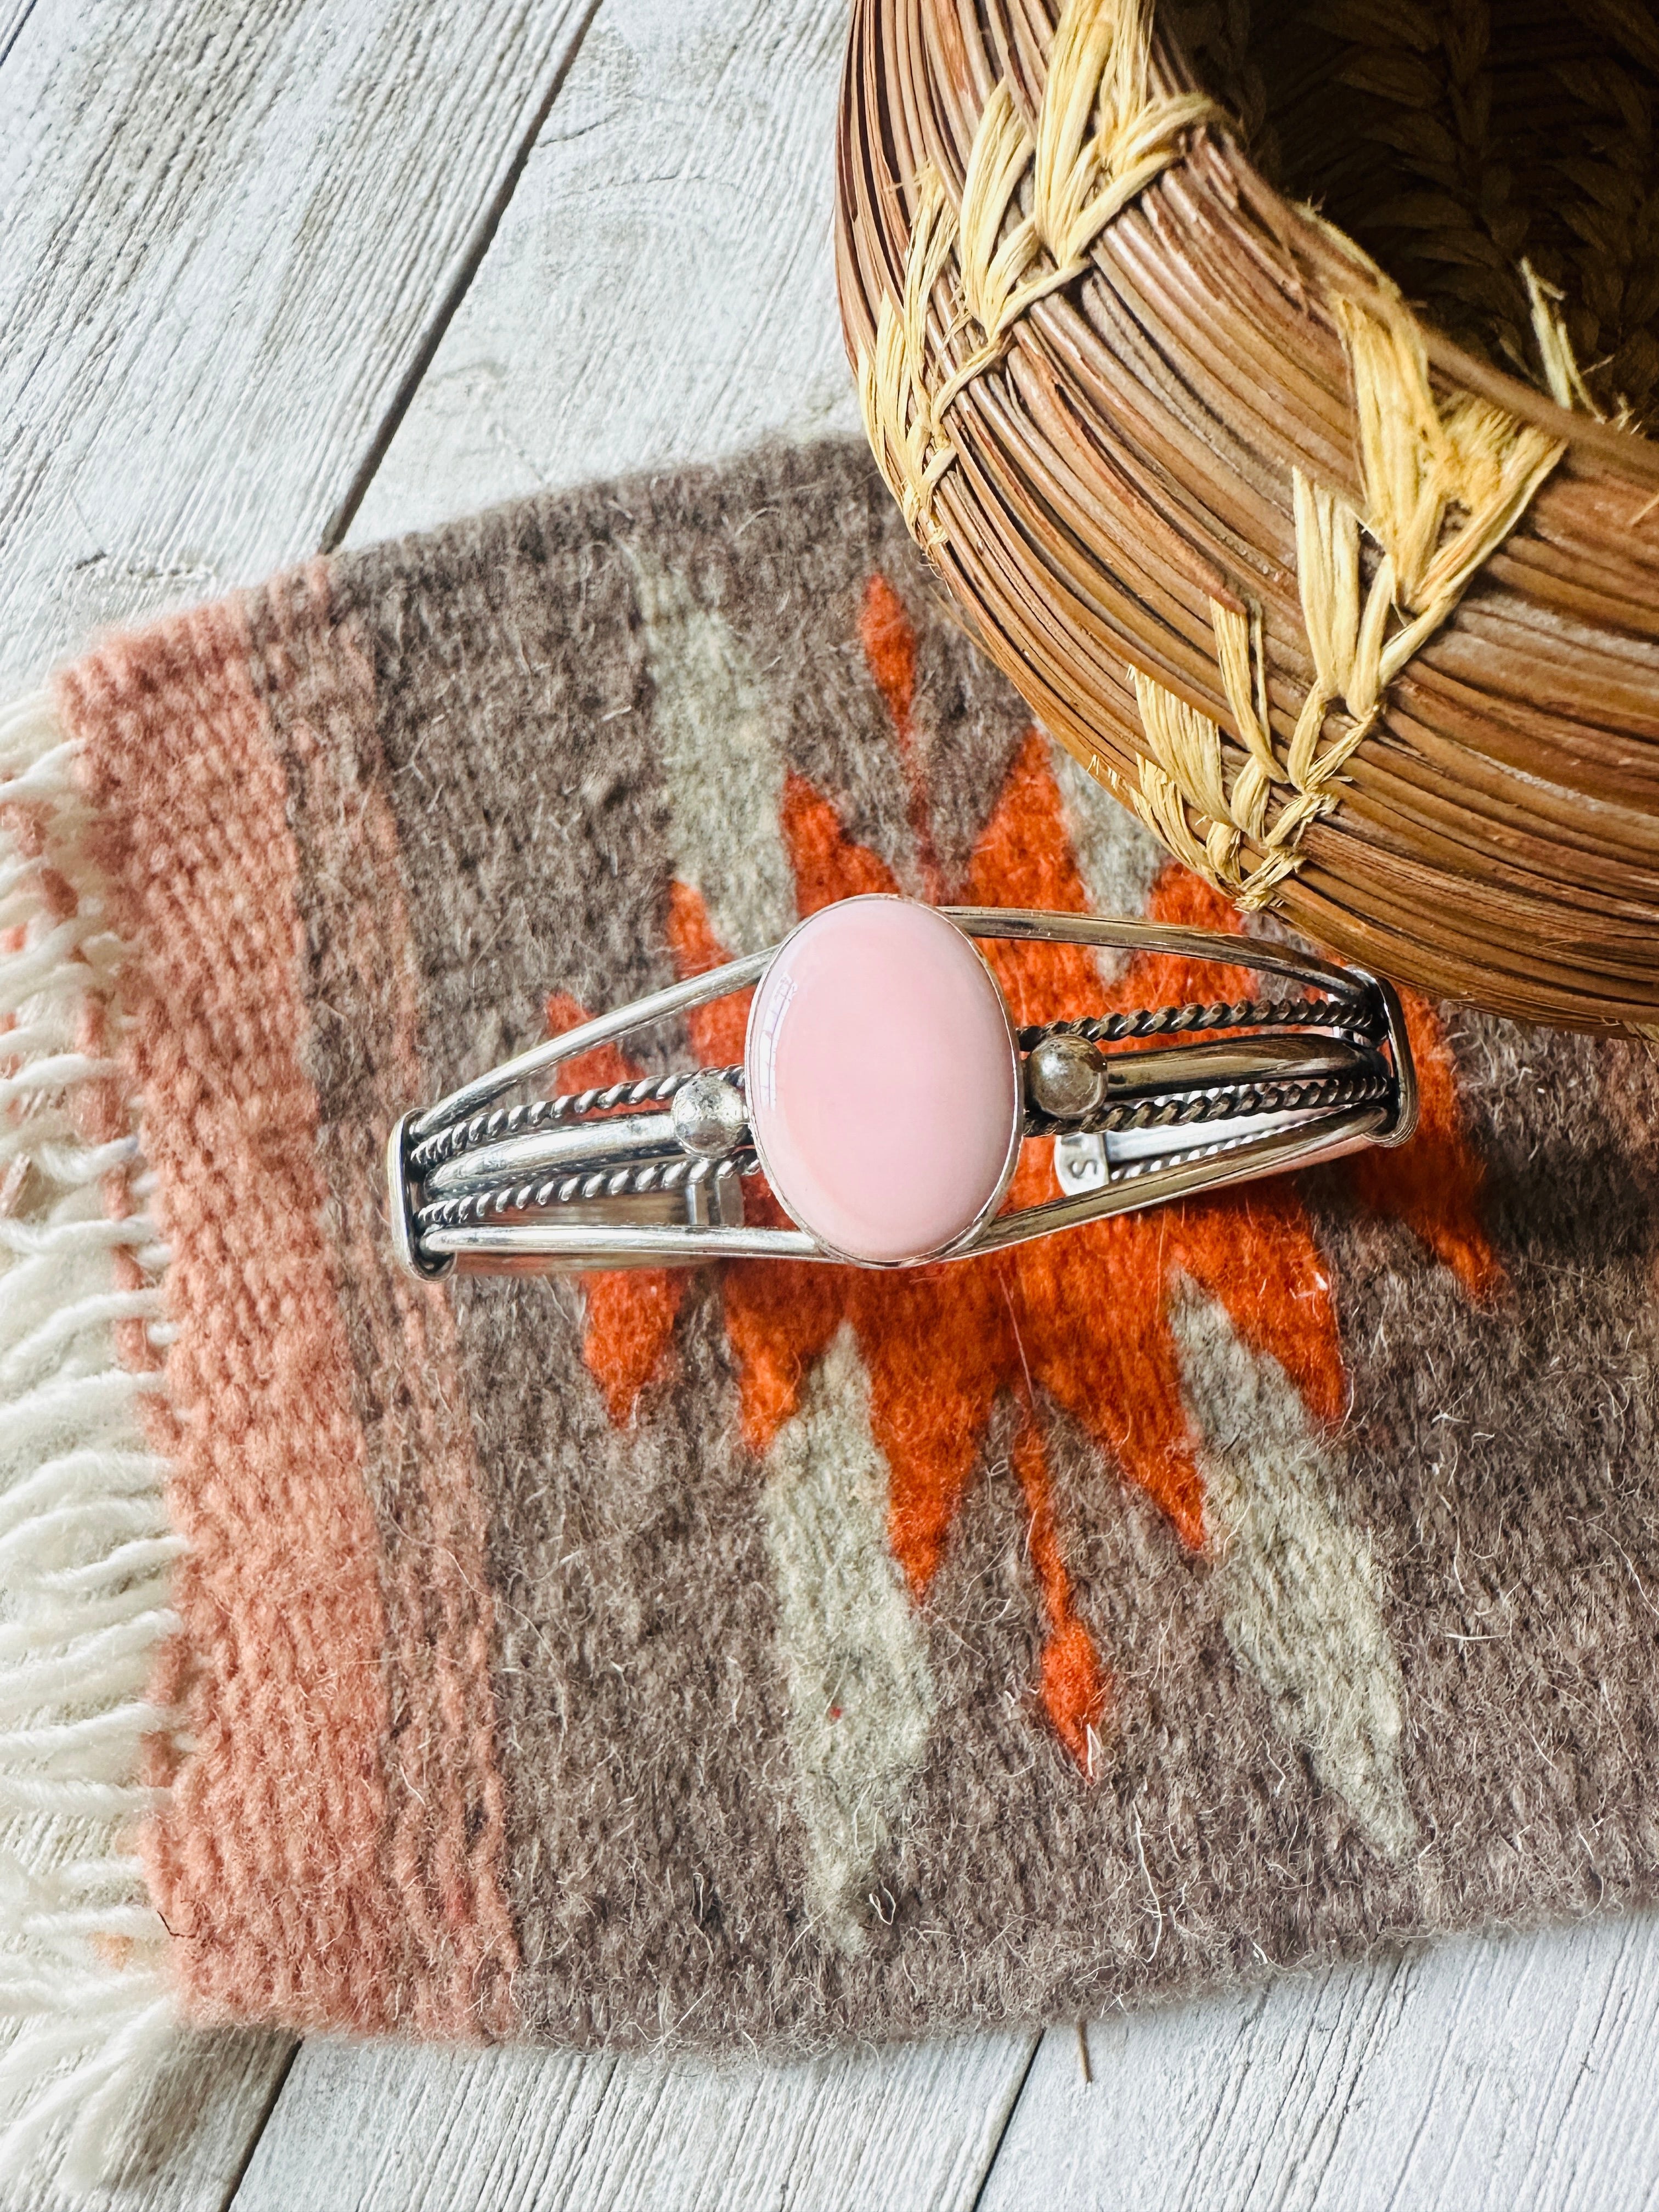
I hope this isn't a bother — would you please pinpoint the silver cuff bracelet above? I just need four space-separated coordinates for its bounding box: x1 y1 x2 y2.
388 899 1418 1280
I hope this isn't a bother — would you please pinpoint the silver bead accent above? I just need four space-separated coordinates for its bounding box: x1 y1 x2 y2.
670 1069 748 1158
1027 1033 1105 1120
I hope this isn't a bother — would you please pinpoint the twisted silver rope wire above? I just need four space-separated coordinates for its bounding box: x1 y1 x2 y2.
405 991 1390 1239
414 1001 1372 1180
1015 993 1382 1052
1024 1067 1390 1138
416 1149 760 1232
408 1064 746 1174
418 1069 1389 1233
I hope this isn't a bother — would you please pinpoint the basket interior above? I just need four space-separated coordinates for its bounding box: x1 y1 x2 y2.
1172 0 1659 425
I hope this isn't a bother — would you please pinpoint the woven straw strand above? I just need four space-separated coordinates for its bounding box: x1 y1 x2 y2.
1126 253 1568 910
860 0 1222 544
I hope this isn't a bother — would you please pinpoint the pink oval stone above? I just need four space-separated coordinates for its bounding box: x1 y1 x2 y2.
745 898 1020 1264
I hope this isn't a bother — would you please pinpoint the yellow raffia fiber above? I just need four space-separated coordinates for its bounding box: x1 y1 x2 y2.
861 0 1222 529
1129 601 1312 911
943 0 1221 404
1131 267 1568 910
1523 261 1607 422
857 172 958 556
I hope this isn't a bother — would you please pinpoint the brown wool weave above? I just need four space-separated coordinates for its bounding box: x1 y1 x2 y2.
3 436 1659 2174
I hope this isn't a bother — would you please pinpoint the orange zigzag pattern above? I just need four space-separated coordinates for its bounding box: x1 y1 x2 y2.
570 575 1502 1771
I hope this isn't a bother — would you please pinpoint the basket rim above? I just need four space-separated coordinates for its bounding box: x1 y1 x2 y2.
1202 84 1659 488
833 0 1659 1029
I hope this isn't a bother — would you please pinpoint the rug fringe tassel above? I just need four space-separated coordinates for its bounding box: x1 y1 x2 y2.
0 691 182 2193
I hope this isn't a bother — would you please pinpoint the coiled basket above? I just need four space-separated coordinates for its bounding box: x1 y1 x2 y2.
836 0 1659 1029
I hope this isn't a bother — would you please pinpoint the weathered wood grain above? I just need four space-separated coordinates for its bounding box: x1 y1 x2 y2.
980 1913 1659 2212
14 2033 296 2212
232 2032 1038 2212
0 0 595 695
348 0 861 546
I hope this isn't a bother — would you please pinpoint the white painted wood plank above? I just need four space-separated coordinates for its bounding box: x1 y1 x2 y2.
232 2032 1037 2212
347 0 860 546
978 1913 1659 2212
13 2032 295 2212
0 0 595 694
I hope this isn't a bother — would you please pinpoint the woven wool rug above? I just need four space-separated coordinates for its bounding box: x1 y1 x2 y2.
5 436 1659 2181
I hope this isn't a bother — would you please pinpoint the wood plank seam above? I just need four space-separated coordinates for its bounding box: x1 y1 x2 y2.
0 0 41 76
213 2042 301 2212
968 2035 1044 2212
319 0 608 554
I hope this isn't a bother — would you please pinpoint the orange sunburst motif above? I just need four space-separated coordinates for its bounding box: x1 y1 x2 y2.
572 575 1502 1773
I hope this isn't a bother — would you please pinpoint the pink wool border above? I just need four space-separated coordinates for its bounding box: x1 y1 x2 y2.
55 592 518 2037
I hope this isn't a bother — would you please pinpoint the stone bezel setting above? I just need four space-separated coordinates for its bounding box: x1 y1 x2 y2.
742 895 1023 1268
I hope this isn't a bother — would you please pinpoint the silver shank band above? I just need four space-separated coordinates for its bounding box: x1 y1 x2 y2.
389 910 1416 1279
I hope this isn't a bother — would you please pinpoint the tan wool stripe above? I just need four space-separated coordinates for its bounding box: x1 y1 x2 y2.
250 561 521 2039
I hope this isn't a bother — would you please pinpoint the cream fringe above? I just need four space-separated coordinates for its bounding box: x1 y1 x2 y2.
0 692 182 2192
